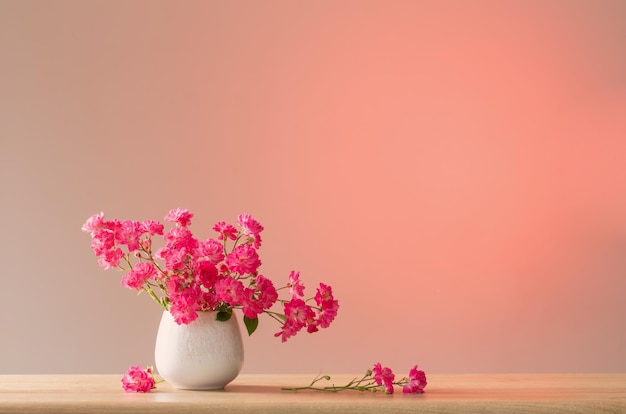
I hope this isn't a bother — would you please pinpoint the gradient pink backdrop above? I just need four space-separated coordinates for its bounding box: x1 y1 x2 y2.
1 0 625 374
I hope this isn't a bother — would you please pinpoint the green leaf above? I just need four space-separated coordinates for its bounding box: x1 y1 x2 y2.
243 316 259 336
216 310 232 322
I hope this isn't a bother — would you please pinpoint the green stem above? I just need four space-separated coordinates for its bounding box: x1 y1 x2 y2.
282 372 411 393
262 310 287 323
282 373 381 393
144 285 167 310
281 381 380 393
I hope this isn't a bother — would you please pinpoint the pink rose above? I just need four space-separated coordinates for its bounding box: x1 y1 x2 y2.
240 288 264 319
164 208 193 227
121 262 157 290
237 214 264 248
225 244 261 275
198 238 225 264
164 227 198 250
274 299 316 342
255 275 278 309
402 365 427 394
169 287 201 325
143 219 164 236
97 247 124 270
288 271 305 298
81 212 104 234
314 283 339 328
121 365 155 392
215 277 245 305
120 220 146 252
194 260 218 288
213 221 238 241
373 363 395 394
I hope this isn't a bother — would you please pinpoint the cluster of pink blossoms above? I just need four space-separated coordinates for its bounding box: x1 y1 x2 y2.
373 363 427 394
121 365 156 393
82 208 338 340
274 271 339 342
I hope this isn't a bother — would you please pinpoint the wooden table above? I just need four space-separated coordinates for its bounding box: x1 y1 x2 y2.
1 374 625 413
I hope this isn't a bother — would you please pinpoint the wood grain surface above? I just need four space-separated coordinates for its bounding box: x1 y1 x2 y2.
1 373 625 413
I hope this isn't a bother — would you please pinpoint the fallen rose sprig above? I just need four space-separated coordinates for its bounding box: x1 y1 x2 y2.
282 363 427 394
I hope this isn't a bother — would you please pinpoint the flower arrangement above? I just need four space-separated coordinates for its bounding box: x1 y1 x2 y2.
83 208 427 396
122 362 427 394
82 208 339 341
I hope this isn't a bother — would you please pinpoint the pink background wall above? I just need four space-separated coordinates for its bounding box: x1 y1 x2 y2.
1 0 625 375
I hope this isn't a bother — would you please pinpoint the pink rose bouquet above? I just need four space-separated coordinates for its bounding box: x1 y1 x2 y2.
82 208 338 340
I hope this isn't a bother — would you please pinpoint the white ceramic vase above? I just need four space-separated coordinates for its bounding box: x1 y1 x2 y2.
154 310 244 390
